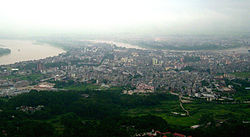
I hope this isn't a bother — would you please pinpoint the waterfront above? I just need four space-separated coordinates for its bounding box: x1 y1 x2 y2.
0 40 65 65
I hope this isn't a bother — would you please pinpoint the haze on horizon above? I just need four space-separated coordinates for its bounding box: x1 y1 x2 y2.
0 0 250 37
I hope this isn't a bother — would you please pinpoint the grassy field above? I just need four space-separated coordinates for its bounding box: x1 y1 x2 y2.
232 72 250 78
123 99 195 127
62 83 123 92
64 84 100 91
123 98 250 127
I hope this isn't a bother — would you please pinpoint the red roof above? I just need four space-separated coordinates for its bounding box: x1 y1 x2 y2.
173 133 186 137
155 130 171 135
162 132 171 134
147 133 155 137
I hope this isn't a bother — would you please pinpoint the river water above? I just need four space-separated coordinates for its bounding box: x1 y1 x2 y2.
0 40 65 65
84 40 145 50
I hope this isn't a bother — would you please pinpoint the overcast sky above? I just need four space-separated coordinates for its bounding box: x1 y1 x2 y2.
0 0 249 36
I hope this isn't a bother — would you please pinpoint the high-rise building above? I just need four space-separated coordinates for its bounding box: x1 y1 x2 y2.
37 62 44 72
152 58 158 65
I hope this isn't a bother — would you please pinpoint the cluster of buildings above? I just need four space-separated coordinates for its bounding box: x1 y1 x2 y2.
123 83 155 95
0 87 29 97
16 105 44 113
0 41 249 100
136 129 192 137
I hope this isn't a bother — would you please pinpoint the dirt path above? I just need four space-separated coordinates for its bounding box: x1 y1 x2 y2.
179 96 190 116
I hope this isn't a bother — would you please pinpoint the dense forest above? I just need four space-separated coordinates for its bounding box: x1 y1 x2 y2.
0 88 249 137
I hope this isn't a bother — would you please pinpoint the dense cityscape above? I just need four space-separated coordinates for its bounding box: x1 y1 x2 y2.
1 41 249 102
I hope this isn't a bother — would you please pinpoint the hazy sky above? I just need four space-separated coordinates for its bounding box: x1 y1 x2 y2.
0 0 249 36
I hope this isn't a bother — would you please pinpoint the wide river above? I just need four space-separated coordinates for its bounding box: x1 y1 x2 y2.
0 40 65 65
84 40 145 50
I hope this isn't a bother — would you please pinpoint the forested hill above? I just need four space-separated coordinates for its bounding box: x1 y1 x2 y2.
0 89 249 137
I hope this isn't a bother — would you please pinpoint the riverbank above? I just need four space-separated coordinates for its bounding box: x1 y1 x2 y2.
82 40 145 50
0 39 65 65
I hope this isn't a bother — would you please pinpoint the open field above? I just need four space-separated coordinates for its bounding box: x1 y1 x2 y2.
123 98 250 127
232 72 250 78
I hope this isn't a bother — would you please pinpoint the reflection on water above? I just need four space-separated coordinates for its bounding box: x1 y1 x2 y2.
0 40 65 65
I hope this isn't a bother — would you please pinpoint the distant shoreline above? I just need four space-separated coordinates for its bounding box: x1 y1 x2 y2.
0 47 11 56
0 39 65 65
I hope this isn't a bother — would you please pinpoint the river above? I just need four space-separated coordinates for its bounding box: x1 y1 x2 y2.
83 40 145 50
0 40 65 65
84 40 250 53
